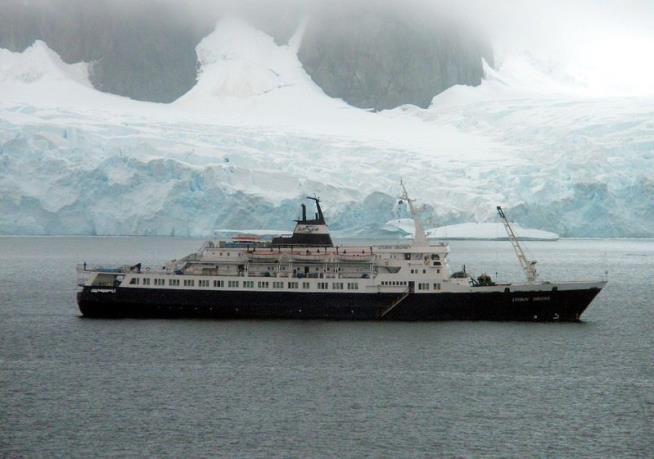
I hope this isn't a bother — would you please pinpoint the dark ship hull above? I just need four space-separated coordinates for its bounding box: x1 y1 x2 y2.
78 285 603 322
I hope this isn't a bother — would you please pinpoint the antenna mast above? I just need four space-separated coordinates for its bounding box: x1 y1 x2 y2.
497 206 538 282
400 180 428 247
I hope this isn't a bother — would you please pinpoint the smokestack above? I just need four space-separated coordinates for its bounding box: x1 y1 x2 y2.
301 204 306 221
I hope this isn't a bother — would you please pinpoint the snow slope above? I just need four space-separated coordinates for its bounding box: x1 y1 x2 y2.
173 18 337 120
0 19 652 237
0 40 90 88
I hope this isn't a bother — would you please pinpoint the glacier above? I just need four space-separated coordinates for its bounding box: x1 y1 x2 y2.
0 19 652 237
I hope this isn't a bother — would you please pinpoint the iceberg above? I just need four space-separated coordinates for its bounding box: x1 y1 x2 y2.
427 223 558 241
384 220 558 241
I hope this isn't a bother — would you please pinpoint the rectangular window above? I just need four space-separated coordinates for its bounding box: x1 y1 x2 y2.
129 277 139 285
433 283 441 290
273 281 284 289
317 282 329 290
213 280 224 288
183 279 195 287
257 281 269 288
142 278 151 285
288 282 299 289
332 282 343 290
168 279 179 286
303 282 310 289
198 280 209 287
243 281 254 288
347 282 359 290
228 280 239 288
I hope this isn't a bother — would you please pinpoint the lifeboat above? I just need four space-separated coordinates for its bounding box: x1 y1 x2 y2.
247 251 281 263
337 253 374 262
289 251 332 262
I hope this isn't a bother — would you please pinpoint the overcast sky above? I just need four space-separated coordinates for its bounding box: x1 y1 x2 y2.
470 0 654 95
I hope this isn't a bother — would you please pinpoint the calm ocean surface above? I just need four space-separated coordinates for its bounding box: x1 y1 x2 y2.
1 237 652 458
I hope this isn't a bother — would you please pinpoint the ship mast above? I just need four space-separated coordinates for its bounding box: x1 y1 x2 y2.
400 181 428 247
497 206 538 282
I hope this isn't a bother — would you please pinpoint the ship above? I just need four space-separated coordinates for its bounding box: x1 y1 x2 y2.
76 184 606 321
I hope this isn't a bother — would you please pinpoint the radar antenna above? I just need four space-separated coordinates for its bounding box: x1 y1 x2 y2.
399 180 428 247
497 206 538 282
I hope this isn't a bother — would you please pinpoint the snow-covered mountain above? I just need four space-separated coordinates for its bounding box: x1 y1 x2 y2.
0 0 491 109
0 19 652 237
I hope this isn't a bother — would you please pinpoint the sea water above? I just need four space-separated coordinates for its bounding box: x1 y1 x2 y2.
1 237 652 457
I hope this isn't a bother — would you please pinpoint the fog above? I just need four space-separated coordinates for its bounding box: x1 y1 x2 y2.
8 0 654 96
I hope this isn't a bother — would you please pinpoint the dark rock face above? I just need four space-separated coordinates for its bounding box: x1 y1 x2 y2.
0 0 208 103
298 4 493 110
0 0 492 109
